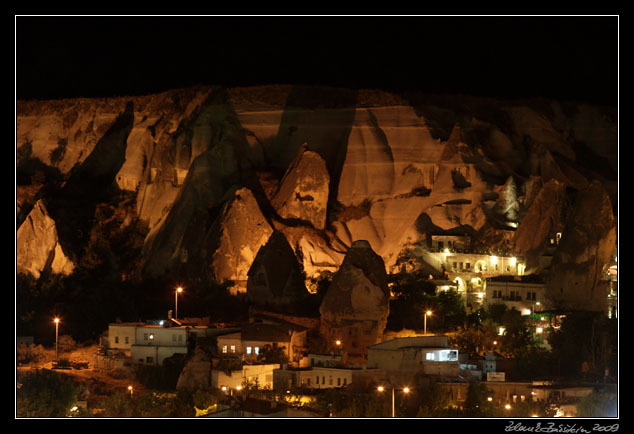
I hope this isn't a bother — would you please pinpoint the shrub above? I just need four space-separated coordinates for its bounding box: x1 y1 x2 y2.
16 344 48 365
17 369 78 417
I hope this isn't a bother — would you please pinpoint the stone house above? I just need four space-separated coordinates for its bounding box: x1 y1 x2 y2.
366 335 460 377
216 321 307 366
98 320 218 367
484 275 549 314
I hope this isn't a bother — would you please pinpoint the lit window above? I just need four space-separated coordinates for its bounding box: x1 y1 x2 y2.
426 352 435 361
255 347 260 355
230 345 236 353
247 346 252 355
222 345 228 354
125 336 129 344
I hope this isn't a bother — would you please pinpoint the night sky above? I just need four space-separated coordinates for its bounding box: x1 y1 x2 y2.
15 15 618 105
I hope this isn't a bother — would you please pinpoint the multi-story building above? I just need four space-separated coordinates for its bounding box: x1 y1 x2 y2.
483 275 549 314
216 321 307 366
99 320 219 367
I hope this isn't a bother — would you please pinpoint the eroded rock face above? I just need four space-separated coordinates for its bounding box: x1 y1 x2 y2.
246 231 309 308
319 240 390 358
176 347 212 390
514 179 567 272
16 85 617 291
16 200 74 279
209 187 274 289
271 144 329 230
545 181 617 311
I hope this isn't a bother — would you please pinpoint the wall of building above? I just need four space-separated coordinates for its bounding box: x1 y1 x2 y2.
108 324 140 353
131 344 187 365
298 367 354 389
212 363 279 390
134 326 188 347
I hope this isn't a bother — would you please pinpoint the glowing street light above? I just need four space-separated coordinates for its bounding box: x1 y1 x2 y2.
53 317 60 361
377 385 410 417
128 385 133 398
175 287 183 320
424 310 432 335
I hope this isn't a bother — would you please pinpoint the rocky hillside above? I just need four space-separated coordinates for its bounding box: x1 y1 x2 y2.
16 85 617 311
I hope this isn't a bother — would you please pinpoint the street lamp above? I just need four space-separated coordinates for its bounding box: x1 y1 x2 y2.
175 287 183 319
424 310 432 335
53 317 60 361
378 385 410 417
128 385 133 398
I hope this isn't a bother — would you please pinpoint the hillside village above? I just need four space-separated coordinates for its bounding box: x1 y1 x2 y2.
16 85 618 418
30 234 615 418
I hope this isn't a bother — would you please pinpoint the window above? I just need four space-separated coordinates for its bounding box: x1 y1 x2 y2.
247 347 252 355
343 378 347 386
146 357 153 364
337 378 341 386
255 347 260 355
230 345 236 353
125 336 129 344
143 333 148 341
222 345 228 354
329 376 333 386
172 334 177 342
178 334 183 342
115 336 119 344
316 376 319 385
466 262 471 270
426 352 435 361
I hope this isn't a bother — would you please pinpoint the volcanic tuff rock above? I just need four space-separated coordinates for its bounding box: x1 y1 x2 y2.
514 178 568 272
176 347 212 391
271 143 329 230
16 199 74 279
319 240 391 358
246 231 309 308
545 180 617 312
208 187 274 290
16 85 617 311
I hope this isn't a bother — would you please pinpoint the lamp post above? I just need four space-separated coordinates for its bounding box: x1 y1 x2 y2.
175 287 183 320
53 317 60 361
424 310 432 335
378 385 410 417
128 385 133 399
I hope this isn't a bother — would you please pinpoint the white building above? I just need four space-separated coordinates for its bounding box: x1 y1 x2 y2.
101 321 217 366
484 275 549 314
212 363 280 391
367 335 460 377
216 322 307 365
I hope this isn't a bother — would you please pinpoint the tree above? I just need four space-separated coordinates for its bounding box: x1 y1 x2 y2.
549 312 617 381
257 344 290 365
17 369 78 417
576 389 618 417
463 382 494 417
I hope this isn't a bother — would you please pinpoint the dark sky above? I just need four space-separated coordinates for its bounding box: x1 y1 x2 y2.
15 15 618 105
